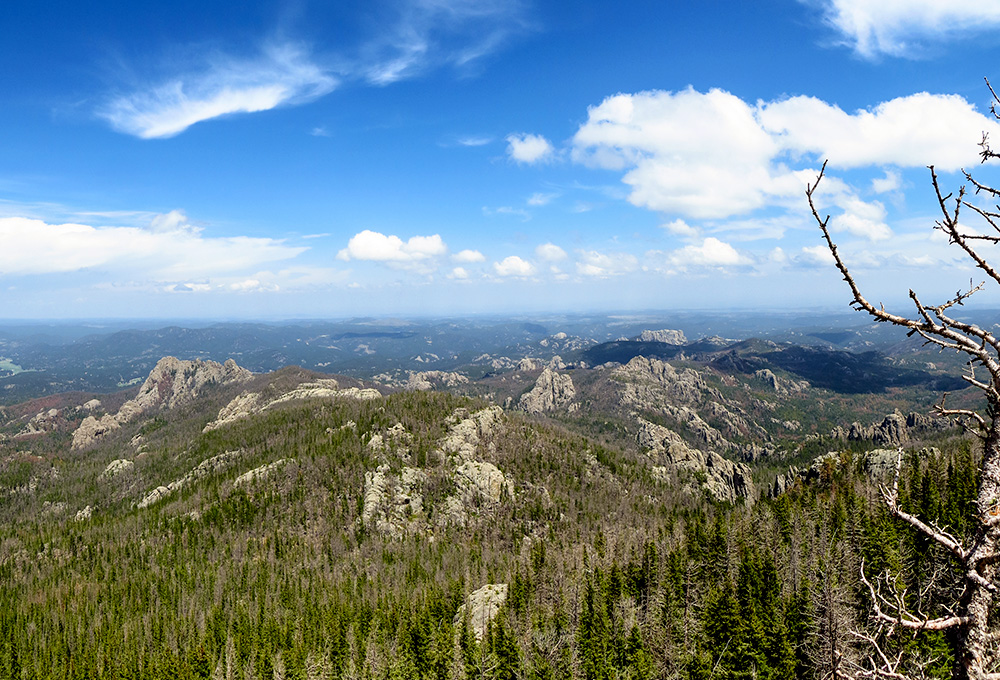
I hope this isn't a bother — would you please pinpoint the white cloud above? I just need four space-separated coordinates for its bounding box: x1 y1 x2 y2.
457 135 493 147
830 197 892 241
663 219 699 237
575 251 638 277
506 133 555 164
310 126 331 137
99 44 337 139
337 230 447 262
535 243 567 261
758 92 997 170
527 192 558 206
359 0 531 84
449 266 470 279
493 255 535 277
798 245 838 266
813 0 1000 58
872 170 901 194
569 87 1000 221
0 214 305 278
453 249 486 263
668 237 747 269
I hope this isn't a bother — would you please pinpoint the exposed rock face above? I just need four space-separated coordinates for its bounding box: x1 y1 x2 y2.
405 371 470 391
519 368 576 414
455 584 509 641
72 357 252 449
637 329 687 345
360 464 428 538
830 411 949 447
72 414 121 450
638 418 754 504
204 379 382 432
753 368 808 394
101 459 134 478
439 406 503 462
616 356 708 406
234 459 290 489
454 461 513 504
361 406 512 536
137 450 242 508
118 357 252 423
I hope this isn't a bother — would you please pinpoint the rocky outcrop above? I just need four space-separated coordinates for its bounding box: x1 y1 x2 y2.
137 450 242 508
637 329 687 345
519 368 576 414
616 356 710 406
204 379 382 432
101 459 134 478
405 371 469 391
638 418 754 504
118 357 252 423
72 414 121 449
361 406 512 536
753 369 808 394
234 459 290 489
830 411 949 447
455 584 508 641
72 357 252 449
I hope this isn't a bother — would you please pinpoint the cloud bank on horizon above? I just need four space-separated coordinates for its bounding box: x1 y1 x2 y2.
2 0 1000 317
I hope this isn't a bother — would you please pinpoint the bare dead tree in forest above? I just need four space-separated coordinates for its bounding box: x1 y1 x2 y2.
806 81 1000 680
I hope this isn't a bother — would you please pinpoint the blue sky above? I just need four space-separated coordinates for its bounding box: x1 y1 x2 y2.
4 0 1000 319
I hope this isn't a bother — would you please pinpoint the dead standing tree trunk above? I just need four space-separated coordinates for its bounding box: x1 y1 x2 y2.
806 123 1000 678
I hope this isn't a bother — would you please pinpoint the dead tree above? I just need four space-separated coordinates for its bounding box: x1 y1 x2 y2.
806 87 1000 679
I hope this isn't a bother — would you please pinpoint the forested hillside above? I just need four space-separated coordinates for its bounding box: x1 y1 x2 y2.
0 354 978 679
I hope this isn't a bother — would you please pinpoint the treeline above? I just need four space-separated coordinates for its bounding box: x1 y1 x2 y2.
0 390 979 679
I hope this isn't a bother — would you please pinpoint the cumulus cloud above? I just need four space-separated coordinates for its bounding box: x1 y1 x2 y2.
812 0 1000 58
493 255 535 277
100 44 337 139
0 214 305 278
337 230 447 263
535 243 567 261
798 245 838 266
663 219 699 237
668 237 747 269
758 92 995 170
575 251 639 277
506 133 555 164
872 170 902 194
830 197 892 240
449 266 470 279
569 87 1000 221
453 249 486 263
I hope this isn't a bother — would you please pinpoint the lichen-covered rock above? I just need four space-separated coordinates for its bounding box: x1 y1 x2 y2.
455 584 509 641
518 368 576 414
616 356 710 406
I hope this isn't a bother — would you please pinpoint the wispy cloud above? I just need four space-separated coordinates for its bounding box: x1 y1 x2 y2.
358 0 532 85
99 43 337 139
810 0 1000 59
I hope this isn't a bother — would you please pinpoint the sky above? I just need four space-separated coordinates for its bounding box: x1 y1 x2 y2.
5 0 1000 319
